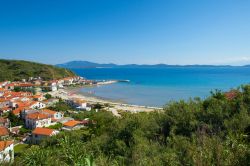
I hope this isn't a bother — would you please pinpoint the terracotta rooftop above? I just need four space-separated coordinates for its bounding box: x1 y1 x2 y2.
225 91 238 100
15 101 32 108
32 127 55 136
17 83 34 87
12 107 27 115
26 112 49 120
0 141 13 151
0 98 9 102
0 127 9 136
63 120 81 127
42 109 56 115
0 107 10 111
32 95 43 98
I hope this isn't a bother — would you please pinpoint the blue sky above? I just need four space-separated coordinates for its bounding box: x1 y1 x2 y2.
0 0 250 65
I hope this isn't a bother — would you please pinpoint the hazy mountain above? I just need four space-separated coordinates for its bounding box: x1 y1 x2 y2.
57 60 247 69
57 61 118 68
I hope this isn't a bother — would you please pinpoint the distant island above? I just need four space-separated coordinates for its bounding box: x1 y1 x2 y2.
57 60 249 69
0 59 76 81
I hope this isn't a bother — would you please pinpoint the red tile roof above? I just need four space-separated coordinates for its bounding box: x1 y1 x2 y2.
0 127 9 136
63 120 81 127
42 109 56 115
225 91 238 100
12 107 27 115
32 127 55 136
17 83 34 87
0 141 13 151
26 112 49 120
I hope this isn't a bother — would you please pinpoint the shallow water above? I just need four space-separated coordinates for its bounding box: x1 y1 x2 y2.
71 67 250 107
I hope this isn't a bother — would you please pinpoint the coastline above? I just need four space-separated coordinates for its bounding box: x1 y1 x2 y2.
49 86 163 116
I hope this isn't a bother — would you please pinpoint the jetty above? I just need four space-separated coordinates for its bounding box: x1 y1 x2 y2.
96 80 130 85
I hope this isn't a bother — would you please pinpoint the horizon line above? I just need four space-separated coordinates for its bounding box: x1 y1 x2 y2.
1 58 250 67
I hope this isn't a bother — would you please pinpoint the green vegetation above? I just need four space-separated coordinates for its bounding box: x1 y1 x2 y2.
7 112 24 127
48 100 73 113
13 85 250 166
14 86 36 94
48 123 63 130
44 93 52 100
14 144 30 156
0 59 76 81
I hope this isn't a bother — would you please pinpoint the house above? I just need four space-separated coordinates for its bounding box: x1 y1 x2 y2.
10 100 31 109
20 109 39 119
25 112 51 129
62 120 84 131
12 107 28 117
57 117 74 124
32 80 42 86
29 101 46 109
32 94 45 101
5 83 14 90
0 127 9 140
16 83 34 89
0 81 9 88
42 98 59 107
0 88 6 97
225 90 238 100
0 107 11 115
0 140 14 163
0 118 10 128
63 77 74 85
41 109 64 120
49 81 57 91
9 126 21 135
66 98 91 111
0 99 10 109
31 127 59 144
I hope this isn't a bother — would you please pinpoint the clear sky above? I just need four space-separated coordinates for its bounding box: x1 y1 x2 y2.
0 0 250 65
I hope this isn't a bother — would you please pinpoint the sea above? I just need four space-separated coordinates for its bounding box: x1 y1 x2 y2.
71 67 250 107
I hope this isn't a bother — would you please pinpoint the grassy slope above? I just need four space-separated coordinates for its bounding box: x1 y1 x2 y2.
0 59 76 81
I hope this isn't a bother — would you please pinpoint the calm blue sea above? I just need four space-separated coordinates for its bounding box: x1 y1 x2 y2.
71 67 250 107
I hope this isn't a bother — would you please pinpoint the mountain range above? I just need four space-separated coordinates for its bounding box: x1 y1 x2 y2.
56 61 249 68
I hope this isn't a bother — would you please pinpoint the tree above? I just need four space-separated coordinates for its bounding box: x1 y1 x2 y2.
8 112 24 127
44 93 52 100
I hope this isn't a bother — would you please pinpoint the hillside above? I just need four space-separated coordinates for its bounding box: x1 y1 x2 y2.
14 86 250 165
0 59 76 81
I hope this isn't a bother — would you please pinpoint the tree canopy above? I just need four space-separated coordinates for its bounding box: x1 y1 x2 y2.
0 59 75 81
13 85 250 166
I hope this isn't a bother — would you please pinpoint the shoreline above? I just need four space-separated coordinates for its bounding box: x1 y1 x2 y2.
49 86 163 115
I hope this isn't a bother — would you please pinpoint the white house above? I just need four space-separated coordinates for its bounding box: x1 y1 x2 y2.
49 82 57 91
29 101 46 109
41 109 64 120
32 94 45 101
0 140 14 163
0 99 10 109
63 77 74 85
66 98 91 111
31 127 59 144
25 112 51 129
62 120 84 131
20 109 39 120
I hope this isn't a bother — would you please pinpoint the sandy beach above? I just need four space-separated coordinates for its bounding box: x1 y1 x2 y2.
48 87 163 116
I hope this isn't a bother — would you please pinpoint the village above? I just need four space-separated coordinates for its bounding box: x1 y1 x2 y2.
0 76 98 163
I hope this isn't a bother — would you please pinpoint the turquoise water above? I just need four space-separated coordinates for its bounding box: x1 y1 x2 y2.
72 67 250 107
